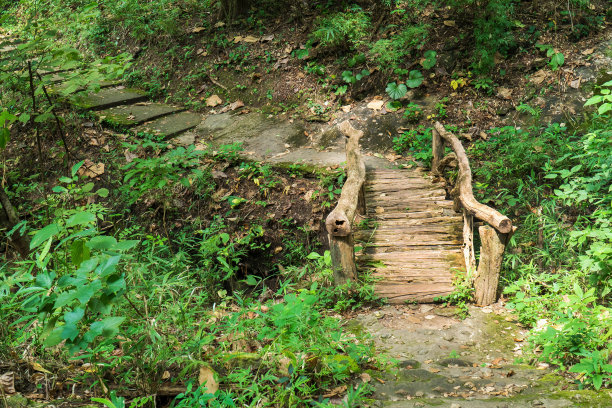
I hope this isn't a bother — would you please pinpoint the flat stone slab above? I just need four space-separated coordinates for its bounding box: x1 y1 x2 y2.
132 111 202 139
195 112 307 159
98 103 184 127
71 87 147 110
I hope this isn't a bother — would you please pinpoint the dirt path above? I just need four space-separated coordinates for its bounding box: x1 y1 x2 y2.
352 304 612 407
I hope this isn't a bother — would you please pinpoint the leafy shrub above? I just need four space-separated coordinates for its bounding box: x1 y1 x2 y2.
370 24 429 69
310 7 370 50
392 126 433 166
403 102 423 123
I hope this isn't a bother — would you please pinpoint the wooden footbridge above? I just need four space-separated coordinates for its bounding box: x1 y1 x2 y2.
325 121 514 305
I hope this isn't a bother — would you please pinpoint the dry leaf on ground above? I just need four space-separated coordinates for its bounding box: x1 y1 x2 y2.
198 365 219 394
367 100 385 110
78 159 105 178
206 94 222 107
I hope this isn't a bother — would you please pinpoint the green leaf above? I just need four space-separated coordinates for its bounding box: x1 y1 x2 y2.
113 240 139 252
406 70 424 88
71 239 91 267
66 211 96 228
62 303 83 322
96 188 109 198
71 160 85 177
18 113 30 123
598 103 611 115
30 223 60 250
385 82 407 100
90 316 125 338
62 323 80 341
81 182 95 193
86 235 117 250
43 326 65 347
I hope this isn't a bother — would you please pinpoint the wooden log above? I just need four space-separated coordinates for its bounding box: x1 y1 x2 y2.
433 122 512 234
325 121 366 284
329 234 357 284
325 121 366 237
434 152 457 176
463 210 477 275
474 225 508 305
432 124 445 172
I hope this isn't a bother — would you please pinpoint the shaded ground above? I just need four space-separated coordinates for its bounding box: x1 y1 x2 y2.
353 304 612 407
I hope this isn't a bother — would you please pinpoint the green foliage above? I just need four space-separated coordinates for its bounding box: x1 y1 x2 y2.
122 143 208 206
421 50 437 70
403 102 423 123
385 82 407 100
392 126 433 166
310 7 370 50
434 269 473 319
535 44 565 71
370 24 429 69
584 79 612 115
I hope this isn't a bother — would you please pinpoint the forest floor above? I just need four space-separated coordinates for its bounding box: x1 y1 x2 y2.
1 2 612 406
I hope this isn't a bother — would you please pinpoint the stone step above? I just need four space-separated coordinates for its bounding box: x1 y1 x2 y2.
70 87 148 110
131 111 203 139
98 103 185 128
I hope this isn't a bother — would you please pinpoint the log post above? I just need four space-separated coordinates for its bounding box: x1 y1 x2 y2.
463 210 476 276
432 127 445 172
325 120 366 284
474 225 509 305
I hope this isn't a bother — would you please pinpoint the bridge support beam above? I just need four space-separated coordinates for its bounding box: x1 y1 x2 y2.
474 225 509 305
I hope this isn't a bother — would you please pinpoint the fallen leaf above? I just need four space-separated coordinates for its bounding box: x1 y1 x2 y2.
323 385 347 398
443 20 456 27
162 371 171 380
429 368 441 373
530 70 547 85
198 365 219 393
31 362 53 374
341 105 351 113
367 100 385 110
206 94 222 107
233 35 243 43
375 206 385 214
214 21 225 28
229 100 244 111
497 87 512 100
261 34 274 42
191 27 205 33
360 372 371 383
243 35 259 43
581 48 594 55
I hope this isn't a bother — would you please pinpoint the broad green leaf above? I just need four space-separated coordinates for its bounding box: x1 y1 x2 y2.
35 272 53 289
81 182 95 193
62 323 79 341
43 326 65 347
385 82 407 100
30 223 60 249
66 211 96 228
406 70 424 88
86 235 117 250
59 176 74 183
96 188 109 198
113 240 139 251
71 239 91 267
54 291 78 308
598 103 611 115
96 255 121 277
90 316 125 338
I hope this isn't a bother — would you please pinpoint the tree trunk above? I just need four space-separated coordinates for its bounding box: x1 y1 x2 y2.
0 186 30 258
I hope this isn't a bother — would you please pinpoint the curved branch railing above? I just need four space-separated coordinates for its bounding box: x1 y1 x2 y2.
432 122 515 305
324 121 366 284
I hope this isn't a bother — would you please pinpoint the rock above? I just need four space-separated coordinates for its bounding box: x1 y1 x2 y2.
450 404 462 408
132 111 203 140
71 87 147 110
400 359 420 369
442 333 455 342
439 358 472 367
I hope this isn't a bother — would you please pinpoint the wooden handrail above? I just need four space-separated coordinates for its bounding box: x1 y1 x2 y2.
432 122 512 234
325 121 366 284
431 122 515 305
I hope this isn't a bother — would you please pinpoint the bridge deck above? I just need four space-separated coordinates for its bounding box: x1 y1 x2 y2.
355 168 465 303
